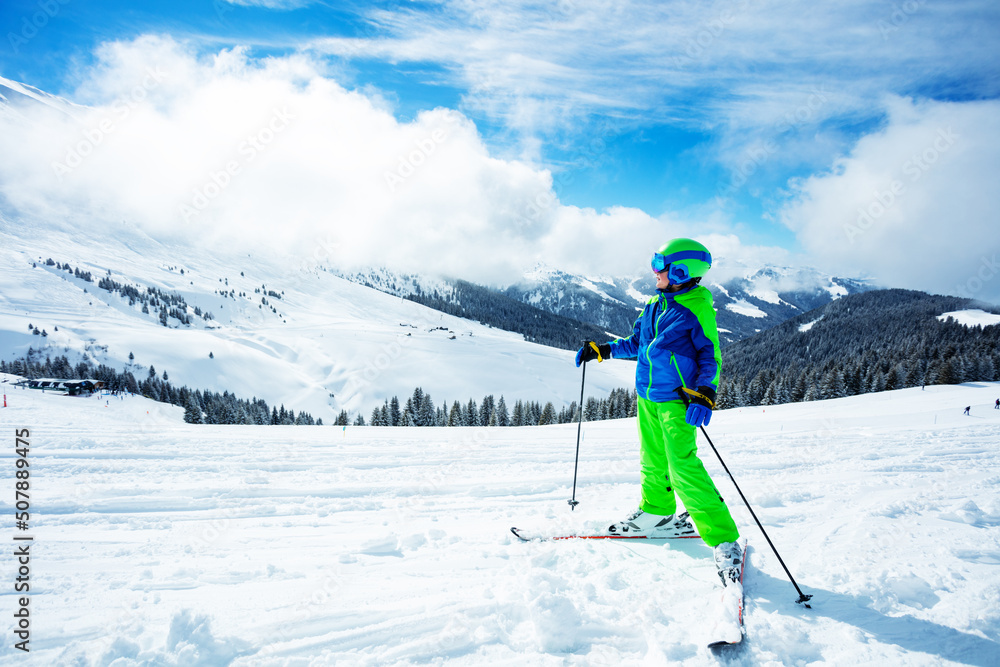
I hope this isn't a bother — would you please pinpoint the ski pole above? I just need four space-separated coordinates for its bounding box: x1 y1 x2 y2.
678 390 813 607
568 357 587 510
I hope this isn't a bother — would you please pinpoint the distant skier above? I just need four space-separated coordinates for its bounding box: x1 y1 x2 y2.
576 237 742 580
964 406 971 416
995 399 999 409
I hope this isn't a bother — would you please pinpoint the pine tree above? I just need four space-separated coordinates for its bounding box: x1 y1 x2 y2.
389 396 401 426
496 396 509 426
978 355 996 382
448 401 462 426
419 392 436 426
411 388 425 425
803 379 818 402
746 371 768 405
183 397 203 424
539 402 556 425
529 401 542 425
761 382 779 406
465 398 479 426
511 400 524 426
821 369 846 399
480 395 494 427
937 358 960 385
871 370 887 393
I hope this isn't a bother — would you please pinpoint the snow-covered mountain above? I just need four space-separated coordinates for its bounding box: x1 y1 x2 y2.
0 74 81 121
343 262 871 346
0 222 636 423
504 263 872 345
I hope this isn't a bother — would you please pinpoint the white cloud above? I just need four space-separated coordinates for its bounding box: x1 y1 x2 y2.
308 0 1000 172
780 96 1000 301
0 36 780 285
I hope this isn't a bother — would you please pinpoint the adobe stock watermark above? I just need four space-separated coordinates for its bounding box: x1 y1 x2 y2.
337 307 442 409
295 233 341 276
51 67 168 181
384 125 451 193
213 0 235 23
877 0 928 41
7 0 70 54
180 107 294 223
843 127 958 244
954 255 999 299
716 86 829 201
671 0 756 69
512 123 618 233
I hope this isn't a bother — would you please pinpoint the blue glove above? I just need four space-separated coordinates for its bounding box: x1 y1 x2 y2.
682 385 716 427
685 403 712 427
575 342 611 367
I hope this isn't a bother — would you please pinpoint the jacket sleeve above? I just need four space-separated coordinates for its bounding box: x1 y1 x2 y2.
686 295 722 391
608 303 647 359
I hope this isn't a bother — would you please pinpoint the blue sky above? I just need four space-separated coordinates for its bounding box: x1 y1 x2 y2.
0 0 741 226
2 1 999 295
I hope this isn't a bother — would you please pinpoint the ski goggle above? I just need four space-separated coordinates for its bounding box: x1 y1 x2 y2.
651 250 712 284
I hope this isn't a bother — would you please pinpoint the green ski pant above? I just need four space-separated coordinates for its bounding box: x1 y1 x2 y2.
637 397 740 547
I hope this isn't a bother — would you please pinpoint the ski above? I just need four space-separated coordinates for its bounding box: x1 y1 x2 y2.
510 527 701 541
511 512 700 542
707 536 749 648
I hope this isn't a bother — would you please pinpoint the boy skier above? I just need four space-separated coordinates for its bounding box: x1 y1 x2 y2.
576 238 742 580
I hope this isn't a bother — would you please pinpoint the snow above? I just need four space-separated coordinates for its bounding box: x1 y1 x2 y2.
578 278 626 306
747 287 782 305
938 309 1000 328
0 75 83 119
725 299 768 318
799 316 824 332
625 283 647 305
3 376 1000 665
710 282 731 297
0 228 636 422
824 281 849 299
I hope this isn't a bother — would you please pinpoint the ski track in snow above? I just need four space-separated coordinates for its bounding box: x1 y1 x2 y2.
2 377 1000 665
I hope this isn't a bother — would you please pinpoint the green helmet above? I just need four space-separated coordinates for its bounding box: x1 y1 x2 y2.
651 238 712 285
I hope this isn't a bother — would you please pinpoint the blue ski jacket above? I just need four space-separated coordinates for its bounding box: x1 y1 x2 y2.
608 284 722 403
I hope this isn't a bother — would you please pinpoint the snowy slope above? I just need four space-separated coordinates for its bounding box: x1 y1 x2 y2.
938 309 1000 328
0 75 83 121
2 376 999 665
0 224 636 421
